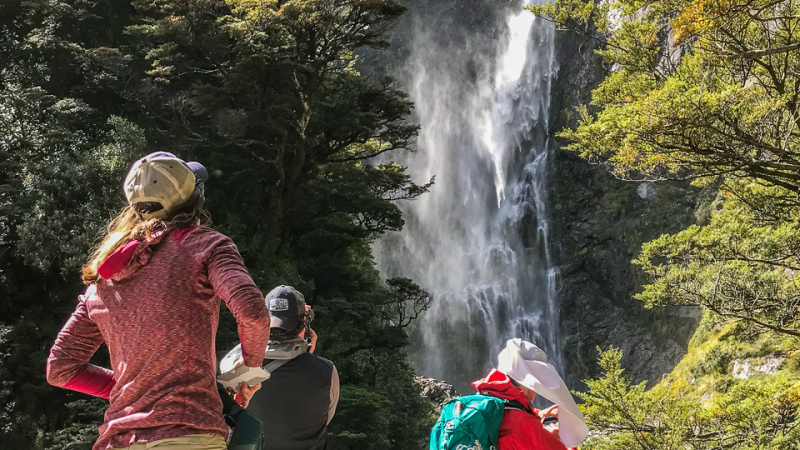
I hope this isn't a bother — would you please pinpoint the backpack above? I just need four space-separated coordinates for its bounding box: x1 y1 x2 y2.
218 384 264 450
226 406 264 450
217 352 295 450
429 395 526 450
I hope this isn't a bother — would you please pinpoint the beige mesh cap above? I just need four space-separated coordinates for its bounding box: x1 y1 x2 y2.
124 152 208 219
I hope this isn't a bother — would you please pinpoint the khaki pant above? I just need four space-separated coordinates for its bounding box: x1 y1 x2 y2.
112 434 227 450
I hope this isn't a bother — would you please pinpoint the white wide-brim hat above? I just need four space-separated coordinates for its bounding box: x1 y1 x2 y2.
497 338 589 448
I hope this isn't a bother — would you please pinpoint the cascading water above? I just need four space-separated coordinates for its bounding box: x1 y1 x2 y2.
375 0 559 391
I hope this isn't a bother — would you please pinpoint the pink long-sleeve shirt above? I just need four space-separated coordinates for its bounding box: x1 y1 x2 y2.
46 226 270 450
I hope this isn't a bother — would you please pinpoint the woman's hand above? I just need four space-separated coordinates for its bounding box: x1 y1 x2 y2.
538 405 560 438
538 404 558 420
233 381 261 408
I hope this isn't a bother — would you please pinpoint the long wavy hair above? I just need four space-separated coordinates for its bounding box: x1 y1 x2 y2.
81 185 212 285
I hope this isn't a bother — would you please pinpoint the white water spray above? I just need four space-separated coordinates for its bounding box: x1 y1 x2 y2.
376 1 559 390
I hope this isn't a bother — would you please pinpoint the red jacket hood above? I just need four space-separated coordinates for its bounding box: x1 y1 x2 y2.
472 369 533 412
97 228 196 280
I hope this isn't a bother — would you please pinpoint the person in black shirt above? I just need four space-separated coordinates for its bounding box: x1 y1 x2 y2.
223 285 339 450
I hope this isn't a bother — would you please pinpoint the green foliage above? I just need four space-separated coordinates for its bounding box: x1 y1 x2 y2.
331 350 434 449
530 0 800 336
1 99 145 277
578 347 698 449
532 0 800 192
0 4 144 441
118 0 424 261
689 345 737 377
43 400 106 450
0 0 432 448
330 386 393 449
635 184 800 336
578 346 800 449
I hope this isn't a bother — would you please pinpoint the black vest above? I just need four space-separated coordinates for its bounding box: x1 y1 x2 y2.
247 353 335 450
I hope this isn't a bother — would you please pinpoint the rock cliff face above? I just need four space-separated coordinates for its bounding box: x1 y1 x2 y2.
548 29 701 386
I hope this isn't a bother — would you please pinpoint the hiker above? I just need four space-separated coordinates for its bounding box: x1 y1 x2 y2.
46 152 271 450
473 338 589 450
223 285 339 450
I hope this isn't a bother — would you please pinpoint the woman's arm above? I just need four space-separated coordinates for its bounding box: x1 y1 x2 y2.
46 288 115 399
204 236 271 367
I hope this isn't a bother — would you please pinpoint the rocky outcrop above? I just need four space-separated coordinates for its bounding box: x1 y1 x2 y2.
548 27 701 387
732 355 786 379
415 376 458 409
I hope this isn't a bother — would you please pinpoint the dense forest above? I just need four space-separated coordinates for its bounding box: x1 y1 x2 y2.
0 1 434 448
532 0 800 447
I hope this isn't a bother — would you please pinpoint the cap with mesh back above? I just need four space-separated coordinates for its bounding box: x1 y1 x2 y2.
124 152 209 219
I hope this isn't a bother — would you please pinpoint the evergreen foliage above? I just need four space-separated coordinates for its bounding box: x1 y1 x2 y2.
578 332 800 449
0 0 433 448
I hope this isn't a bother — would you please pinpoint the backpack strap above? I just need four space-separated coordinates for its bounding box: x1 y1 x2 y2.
503 399 530 413
478 391 532 414
263 358 290 374
218 384 242 417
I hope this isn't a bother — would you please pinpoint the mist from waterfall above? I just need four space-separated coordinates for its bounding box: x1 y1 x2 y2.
375 0 558 391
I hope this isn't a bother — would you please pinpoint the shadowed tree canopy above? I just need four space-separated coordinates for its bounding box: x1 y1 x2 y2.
121 0 422 258
0 0 434 448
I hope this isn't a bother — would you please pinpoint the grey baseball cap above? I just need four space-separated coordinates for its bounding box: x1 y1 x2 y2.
265 285 306 330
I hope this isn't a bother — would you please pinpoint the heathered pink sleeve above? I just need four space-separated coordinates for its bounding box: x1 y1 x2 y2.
47 287 116 399
184 228 270 367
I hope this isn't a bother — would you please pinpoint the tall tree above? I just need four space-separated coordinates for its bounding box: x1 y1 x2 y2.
529 0 800 336
0 2 143 447
122 0 420 259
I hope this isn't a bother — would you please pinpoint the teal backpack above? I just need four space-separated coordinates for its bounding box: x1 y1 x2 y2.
429 395 526 450
225 406 264 450
218 385 264 450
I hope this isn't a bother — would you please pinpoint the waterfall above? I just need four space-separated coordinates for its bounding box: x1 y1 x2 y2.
375 0 558 391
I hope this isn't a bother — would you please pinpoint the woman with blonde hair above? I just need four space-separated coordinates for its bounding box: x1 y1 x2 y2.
47 152 271 450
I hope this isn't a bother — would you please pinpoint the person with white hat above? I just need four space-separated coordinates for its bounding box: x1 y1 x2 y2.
471 338 590 450
46 152 271 450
